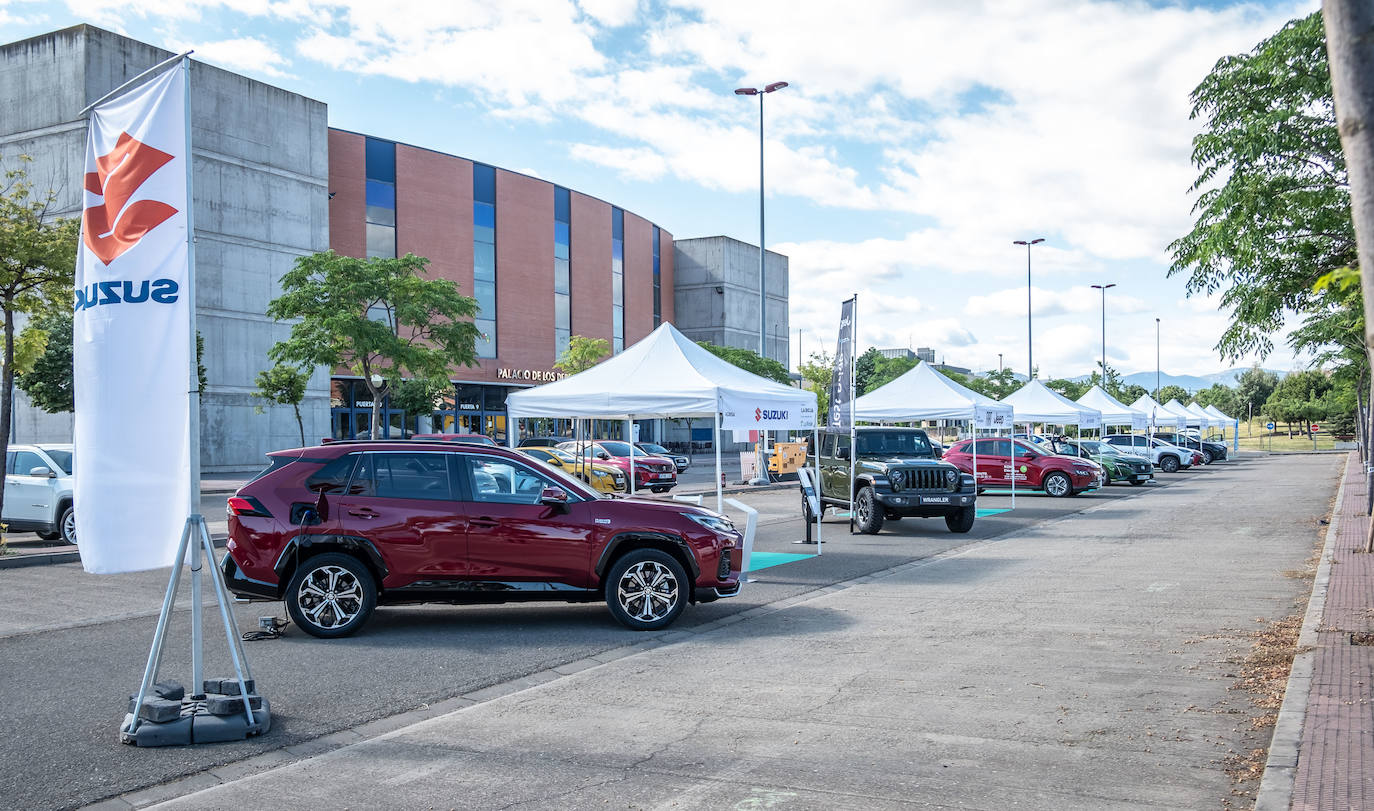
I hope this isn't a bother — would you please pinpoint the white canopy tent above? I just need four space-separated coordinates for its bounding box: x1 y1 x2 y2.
1004 380 1103 429
504 322 818 514
1131 394 1185 431
1164 399 1208 432
1076 385 1147 431
853 361 1012 427
854 361 1014 509
1202 403 1239 450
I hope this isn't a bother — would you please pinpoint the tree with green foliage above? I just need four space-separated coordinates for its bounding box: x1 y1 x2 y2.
555 335 611 375
854 347 881 395
865 353 917 394
1193 382 1243 418
1046 378 1088 401
14 309 69 413
388 376 451 439
1263 369 1333 436
1170 11 1360 365
0 154 79 518
695 342 790 385
253 363 310 446
1156 384 1190 404
266 251 480 439
1118 383 1148 404
1235 367 1280 421
798 351 833 422
974 367 1020 400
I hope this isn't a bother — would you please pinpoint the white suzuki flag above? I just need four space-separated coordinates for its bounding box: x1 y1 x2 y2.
74 63 192 574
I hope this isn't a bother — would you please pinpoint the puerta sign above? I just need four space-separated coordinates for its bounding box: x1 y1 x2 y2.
827 297 855 430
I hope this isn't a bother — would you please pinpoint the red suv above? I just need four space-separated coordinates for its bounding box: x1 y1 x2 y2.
222 441 742 638
943 437 1103 497
556 441 678 493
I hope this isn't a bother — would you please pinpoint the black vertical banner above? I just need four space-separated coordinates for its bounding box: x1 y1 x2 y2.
828 297 855 430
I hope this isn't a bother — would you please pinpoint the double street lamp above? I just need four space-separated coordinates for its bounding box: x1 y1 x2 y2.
1013 238 1044 379
735 81 788 358
1091 283 1116 387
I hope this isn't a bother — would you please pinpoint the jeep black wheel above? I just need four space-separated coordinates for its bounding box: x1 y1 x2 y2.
945 506 975 533
285 552 377 639
1160 454 1180 473
606 548 687 631
1201 449 1213 464
1042 472 1072 498
854 487 884 534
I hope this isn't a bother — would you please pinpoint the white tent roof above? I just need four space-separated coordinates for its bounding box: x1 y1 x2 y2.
853 361 1012 428
1202 403 1235 423
504 322 817 427
1076 385 1147 430
1003 380 1102 428
1165 399 1209 428
1130 394 1185 430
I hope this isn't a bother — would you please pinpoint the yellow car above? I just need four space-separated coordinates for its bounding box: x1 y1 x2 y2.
519 447 628 493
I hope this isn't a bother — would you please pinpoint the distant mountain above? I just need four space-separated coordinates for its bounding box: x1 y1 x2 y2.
1066 367 1285 391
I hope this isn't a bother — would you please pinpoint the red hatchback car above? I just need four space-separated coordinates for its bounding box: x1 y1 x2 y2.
943 437 1103 497
222 441 742 637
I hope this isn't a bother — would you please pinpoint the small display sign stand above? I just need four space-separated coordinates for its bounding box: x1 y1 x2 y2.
797 467 822 546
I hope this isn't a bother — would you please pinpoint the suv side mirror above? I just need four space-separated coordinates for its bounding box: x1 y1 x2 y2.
28 466 54 478
539 487 570 507
598 452 611 460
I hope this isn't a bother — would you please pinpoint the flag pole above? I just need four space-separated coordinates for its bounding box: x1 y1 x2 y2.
181 53 206 700
848 293 857 534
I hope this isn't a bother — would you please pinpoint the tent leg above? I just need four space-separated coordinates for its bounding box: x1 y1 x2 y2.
714 414 723 513
626 417 635 496
813 425 822 556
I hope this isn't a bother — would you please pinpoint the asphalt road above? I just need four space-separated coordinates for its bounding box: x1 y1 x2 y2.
0 456 1328 809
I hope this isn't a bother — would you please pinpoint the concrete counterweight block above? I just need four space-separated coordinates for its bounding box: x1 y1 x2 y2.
119 691 271 746
203 677 255 696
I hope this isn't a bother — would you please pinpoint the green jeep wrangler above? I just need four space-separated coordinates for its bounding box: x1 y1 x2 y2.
807 427 977 534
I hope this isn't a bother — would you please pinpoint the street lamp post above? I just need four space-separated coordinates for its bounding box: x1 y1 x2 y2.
735 81 788 359
1091 283 1116 387
998 353 1003 373
1155 318 1161 398
1013 238 1044 379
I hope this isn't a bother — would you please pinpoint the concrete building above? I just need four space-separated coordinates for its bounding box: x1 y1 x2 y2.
1 25 331 472
673 236 789 368
877 348 915 361
1 25 785 469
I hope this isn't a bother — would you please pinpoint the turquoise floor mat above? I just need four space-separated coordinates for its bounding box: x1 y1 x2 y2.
748 551 816 572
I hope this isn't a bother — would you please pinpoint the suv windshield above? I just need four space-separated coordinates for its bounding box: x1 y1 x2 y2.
599 441 635 456
637 443 670 455
43 448 73 475
855 431 934 459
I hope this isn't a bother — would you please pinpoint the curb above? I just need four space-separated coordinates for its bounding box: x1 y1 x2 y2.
1253 452 1350 809
0 536 228 570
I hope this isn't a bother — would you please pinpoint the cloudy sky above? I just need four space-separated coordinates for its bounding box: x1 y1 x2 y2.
2 0 1320 378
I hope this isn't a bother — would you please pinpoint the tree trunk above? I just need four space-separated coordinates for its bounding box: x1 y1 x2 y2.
367 380 383 440
1323 0 1374 550
293 403 305 447
0 310 14 522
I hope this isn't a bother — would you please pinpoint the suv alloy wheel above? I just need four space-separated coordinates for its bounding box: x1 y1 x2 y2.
606 548 688 631
1160 454 1180 473
854 486 884 534
1042 471 1072 498
285 552 379 638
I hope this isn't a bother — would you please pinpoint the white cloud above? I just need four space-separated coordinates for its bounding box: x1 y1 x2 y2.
185 36 294 79
578 0 638 27
966 285 1149 319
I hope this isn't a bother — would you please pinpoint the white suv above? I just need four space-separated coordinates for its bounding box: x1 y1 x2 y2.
1101 434 1193 474
4 443 75 544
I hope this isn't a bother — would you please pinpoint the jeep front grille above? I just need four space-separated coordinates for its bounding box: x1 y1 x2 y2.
896 468 953 491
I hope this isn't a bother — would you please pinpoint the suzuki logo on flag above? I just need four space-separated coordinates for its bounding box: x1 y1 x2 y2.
82 132 178 265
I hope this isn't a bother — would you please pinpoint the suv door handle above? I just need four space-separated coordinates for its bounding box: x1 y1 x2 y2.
470 517 499 528
347 508 379 519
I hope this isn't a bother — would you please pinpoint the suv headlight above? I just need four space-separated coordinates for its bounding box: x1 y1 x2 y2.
887 471 903 491
944 469 958 487
686 512 737 536
591 469 609 478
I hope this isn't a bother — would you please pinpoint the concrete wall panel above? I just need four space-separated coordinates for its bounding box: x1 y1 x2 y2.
623 211 653 343
493 170 555 371
570 192 612 344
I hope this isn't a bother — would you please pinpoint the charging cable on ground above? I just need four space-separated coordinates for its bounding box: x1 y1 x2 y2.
242 616 289 641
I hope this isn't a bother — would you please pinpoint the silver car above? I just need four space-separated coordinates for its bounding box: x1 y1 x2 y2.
1101 434 1193 474
4 443 75 544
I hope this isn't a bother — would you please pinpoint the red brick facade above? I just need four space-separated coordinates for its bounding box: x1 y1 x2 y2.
328 130 672 386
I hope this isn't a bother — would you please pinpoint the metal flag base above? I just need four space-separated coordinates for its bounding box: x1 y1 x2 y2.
120 514 268 747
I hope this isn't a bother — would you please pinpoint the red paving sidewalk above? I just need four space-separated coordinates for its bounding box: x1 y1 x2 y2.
1288 452 1374 810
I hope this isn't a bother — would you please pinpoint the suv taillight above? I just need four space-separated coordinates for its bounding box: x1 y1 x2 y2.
227 496 272 518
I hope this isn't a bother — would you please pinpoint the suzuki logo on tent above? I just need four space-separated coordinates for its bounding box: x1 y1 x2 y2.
83 132 178 265
755 408 788 421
